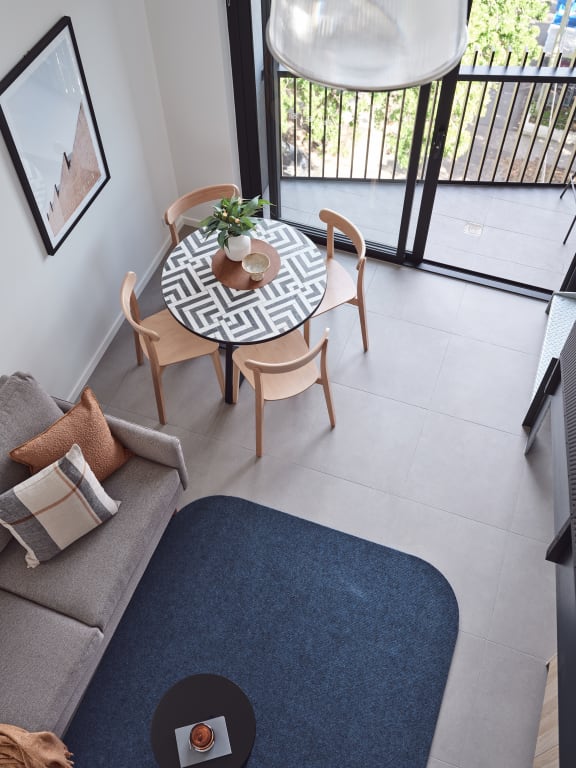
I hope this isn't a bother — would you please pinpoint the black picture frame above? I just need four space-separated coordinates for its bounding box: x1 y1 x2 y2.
0 16 110 254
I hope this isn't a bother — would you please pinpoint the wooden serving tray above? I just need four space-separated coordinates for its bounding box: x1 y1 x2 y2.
211 239 280 290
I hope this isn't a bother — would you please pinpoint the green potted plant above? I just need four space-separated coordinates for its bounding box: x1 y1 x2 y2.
199 194 270 261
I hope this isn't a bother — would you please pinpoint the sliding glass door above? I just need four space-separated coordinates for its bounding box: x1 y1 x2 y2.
229 0 462 265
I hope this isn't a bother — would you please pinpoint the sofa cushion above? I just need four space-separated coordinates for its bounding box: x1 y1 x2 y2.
0 373 64 553
10 386 132 482
0 456 180 629
0 589 103 734
0 444 120 568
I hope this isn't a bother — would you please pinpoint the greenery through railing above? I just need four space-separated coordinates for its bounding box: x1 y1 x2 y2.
279 0 576 185
279 55 576 185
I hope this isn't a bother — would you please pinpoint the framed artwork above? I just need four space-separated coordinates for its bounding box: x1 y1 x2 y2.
0 16 110 254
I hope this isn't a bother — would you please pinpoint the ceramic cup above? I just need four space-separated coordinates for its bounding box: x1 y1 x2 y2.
242 251 271 282
189 722 215 752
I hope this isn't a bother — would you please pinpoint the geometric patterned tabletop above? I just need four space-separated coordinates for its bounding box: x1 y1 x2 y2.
161 219 327 345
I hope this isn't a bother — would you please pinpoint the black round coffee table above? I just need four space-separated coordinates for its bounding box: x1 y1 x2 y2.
150 674 256 768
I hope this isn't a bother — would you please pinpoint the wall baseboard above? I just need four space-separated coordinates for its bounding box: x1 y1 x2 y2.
181 214 200 229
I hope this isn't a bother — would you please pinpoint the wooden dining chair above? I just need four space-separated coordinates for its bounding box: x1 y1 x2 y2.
232 329 335 457
120 272 224 424
304 208 368 351
164 183 241 248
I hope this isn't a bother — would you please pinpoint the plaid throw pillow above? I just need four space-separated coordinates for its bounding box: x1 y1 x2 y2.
0 443 120 568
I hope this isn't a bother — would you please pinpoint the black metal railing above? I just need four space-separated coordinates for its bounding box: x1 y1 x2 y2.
279 50 576 185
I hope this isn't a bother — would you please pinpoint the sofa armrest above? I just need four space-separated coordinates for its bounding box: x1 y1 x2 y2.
52 398 189 490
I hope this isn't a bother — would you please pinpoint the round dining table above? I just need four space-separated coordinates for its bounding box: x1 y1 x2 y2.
161 219 327 403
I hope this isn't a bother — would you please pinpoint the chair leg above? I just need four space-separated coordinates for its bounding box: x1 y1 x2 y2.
319 343 336 428
211 349 225 396
134 331 143 366
560 172 576 199
357 298 369 352
232 362 241 404
321 377 336 428
564 215 576 246
150 366 167 425
255 394 264 458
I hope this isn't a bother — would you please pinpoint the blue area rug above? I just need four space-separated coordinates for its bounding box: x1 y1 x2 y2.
65 495 459 767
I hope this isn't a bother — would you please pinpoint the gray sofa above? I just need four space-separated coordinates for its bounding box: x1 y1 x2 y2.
0 372 188 736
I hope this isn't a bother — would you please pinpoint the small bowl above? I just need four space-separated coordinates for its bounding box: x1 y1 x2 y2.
242 251 271 282
189 723 215 752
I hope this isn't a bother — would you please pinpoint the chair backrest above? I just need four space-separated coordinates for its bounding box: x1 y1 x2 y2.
319 208 366 262
120 272 161 367
164 183 241 247
319 207 367 300
244 329 330 401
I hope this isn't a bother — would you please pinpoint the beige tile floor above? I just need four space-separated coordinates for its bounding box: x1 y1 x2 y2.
281 180 574 291
88 250 556 768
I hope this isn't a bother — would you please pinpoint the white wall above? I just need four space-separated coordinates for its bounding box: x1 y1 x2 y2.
144 0 241 222
0 0 238 399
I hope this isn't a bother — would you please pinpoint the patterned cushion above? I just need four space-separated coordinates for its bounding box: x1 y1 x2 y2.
9 387 132 482
0 444 120 568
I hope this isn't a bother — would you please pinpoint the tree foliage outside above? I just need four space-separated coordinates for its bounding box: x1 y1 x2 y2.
279 0 552 179
447 0 549 179
465 0 549 66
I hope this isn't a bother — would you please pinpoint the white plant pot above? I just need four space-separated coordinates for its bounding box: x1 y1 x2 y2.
224 234 251 262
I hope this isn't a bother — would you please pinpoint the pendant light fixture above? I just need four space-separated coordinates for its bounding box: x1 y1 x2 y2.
266 0 469 92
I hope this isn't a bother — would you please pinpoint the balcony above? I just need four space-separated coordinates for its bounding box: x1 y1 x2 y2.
276 59 576 292
280 179 574 292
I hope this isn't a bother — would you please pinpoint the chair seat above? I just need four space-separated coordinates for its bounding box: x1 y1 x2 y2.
233 331 319 401
313 258 356 317
140 309 219 367
121 270 224 425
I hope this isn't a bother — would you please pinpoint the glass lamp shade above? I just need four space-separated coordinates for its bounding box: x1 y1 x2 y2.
266 0 469 91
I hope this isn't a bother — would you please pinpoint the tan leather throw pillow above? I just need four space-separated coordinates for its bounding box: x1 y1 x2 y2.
10 386 132 482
